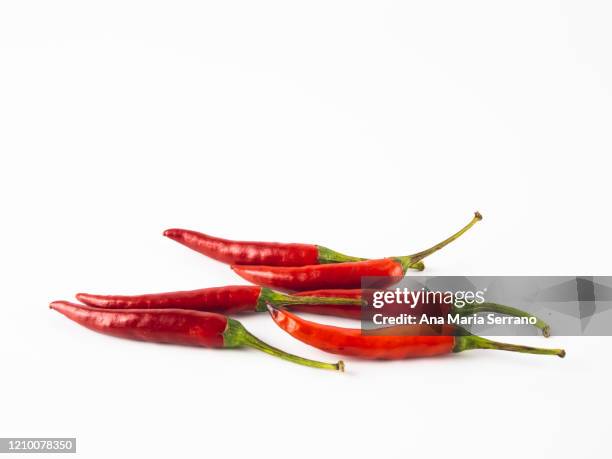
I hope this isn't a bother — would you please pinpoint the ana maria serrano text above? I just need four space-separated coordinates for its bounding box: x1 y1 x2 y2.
368 287 537 326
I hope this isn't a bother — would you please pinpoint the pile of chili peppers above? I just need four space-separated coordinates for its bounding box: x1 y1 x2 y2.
51 212 566 371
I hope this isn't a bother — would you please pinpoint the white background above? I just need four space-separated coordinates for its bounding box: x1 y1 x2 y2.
1 1 611 458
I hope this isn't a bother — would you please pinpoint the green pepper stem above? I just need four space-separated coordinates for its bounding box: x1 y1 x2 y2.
456 302 551 337
409 261 426 271
316 245 366 264
317 246 425 271
454 334 565 358
397 212 482 272
257 288 362 311
224 318 344 371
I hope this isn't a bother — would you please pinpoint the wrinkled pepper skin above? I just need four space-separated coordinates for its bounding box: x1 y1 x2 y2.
163 229 320 266
75 287 550 336
50 301 345 371
76 286 262 313
165 213 482 271
75 286 362 316
230 213 484 292
231 258 404 292
50 301 227 347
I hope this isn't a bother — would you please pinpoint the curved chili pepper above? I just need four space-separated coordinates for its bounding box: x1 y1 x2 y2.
163 229 425 270
76 285 549 336
267 306 565 360
75 286 360 314
50 301 344 371
232 213 482 292
291 289 551 337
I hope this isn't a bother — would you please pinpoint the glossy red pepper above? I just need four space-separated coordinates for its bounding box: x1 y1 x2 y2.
163 228 425 270
75 286 361 313
75 286 550 336
267 306 565 360
292 289 551 336
232 213 482 292
50 301 344 371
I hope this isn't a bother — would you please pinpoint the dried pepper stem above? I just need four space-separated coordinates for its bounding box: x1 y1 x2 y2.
457 302 551 337
454 334 565 357
224 319 344 371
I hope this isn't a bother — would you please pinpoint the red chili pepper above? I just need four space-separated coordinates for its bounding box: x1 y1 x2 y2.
75 285 550 336
163 227 426 271
75 286 361 314
232 213 482 292
50 301 344 371
267 306 565 360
